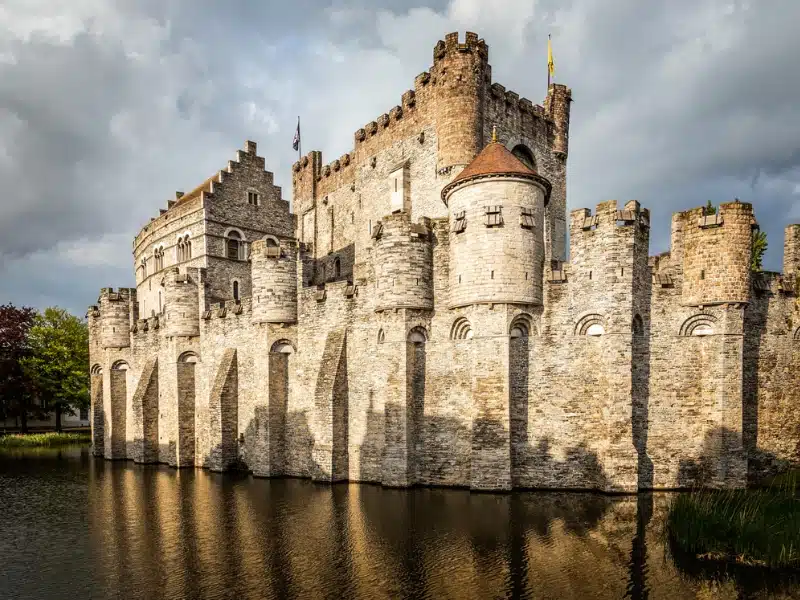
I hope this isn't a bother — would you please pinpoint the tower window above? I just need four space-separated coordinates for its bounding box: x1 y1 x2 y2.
520 208 535 229
233 280 240 301
485 206 503 227
452 211 467 234
334 257 341 279
247 191 260 206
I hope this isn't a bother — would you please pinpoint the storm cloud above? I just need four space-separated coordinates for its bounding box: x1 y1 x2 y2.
0 0 798 314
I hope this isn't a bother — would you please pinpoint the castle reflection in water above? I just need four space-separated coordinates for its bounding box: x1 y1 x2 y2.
76 455 797 599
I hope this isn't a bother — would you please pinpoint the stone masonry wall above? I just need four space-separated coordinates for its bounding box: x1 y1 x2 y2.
88 31 800 494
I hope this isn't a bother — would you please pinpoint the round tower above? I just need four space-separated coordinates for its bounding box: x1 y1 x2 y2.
680 200 756 306
442 137 551 308
164 269 200 337
431 32 489 174
251 238 297 324
375 214 434 311
98 288 133 348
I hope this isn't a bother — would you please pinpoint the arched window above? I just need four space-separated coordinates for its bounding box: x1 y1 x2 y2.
232 280 240 301
408 327 427 344
334 257 341 279
680 314 718 337
575 314 606 336
111 361 129 371
90 364 102 375
158 290 162 313
510 314 534 338
377 328 386 344
154 247 164 271
178 352 199 363
450 317 473 340
226 230 244 260
511 144 536 171
186 238 192 259
270 340 295 354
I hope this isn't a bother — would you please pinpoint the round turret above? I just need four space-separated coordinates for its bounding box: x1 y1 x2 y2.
375 214 434 311
251 238 297 324
98 288 133 348
164 269 200 337
442 139 551 308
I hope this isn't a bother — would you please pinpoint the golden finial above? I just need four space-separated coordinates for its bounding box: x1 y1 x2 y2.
491 125 497 143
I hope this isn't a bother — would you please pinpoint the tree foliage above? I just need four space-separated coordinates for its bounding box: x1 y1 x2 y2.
704 200 717 216
0 304 37 429
20 307 89 431
751 230 768 272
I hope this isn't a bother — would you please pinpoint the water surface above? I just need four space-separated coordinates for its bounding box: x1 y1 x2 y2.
0 446 797 599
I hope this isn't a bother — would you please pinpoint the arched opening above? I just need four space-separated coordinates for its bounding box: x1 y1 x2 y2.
405 326 427 484
233 280 240 301
575 314 606 337
334 257 341 279
511 144 536 171
450 317 473 340
269 339 295 475
680 314 718 337
158 290 162 313
90 364 104 456
509 314 532 484
109 361 129 459
377 328 386 344
176 352 198 466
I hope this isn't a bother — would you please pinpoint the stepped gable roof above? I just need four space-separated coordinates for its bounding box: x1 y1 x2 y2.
441 138 552 205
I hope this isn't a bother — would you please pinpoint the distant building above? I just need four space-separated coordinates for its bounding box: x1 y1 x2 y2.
87 32 800 491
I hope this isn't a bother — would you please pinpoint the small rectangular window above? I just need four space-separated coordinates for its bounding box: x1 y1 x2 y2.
452 211 467 233
248 191 259 205
485 206 503 227
520 208 535 229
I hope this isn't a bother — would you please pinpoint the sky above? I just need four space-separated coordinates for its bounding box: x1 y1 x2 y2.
1 0 798 316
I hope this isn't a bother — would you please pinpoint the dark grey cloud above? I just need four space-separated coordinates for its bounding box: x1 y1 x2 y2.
0 0 798 315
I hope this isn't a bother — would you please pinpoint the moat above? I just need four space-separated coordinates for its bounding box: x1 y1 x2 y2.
1 446 798 600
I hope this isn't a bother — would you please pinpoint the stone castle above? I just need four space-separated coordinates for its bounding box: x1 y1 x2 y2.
88 32 800 491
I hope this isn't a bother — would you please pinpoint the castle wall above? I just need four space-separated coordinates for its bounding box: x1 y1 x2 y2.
744 273 800 477
88 31 800 494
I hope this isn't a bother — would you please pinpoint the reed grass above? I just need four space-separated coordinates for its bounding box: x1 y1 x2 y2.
0 432 91 448
667 472 800 569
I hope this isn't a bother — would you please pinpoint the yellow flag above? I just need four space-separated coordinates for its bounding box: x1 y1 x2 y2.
547 35 555 78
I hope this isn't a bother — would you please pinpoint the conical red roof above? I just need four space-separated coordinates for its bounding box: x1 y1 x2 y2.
441 141 551 204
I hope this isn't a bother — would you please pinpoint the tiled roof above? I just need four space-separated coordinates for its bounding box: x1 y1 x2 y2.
441 141 551 203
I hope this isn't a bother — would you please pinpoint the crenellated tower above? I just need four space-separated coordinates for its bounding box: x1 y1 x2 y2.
251 238 298 323
96 288 135 348
163 269 200 337
431 32 489 175
674 201 756 307
374 214 434 311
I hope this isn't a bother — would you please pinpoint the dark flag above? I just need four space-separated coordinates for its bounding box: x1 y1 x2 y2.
292 117 301 153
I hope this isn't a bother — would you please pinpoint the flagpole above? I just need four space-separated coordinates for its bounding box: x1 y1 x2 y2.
547 34 551 90
298 116 301 159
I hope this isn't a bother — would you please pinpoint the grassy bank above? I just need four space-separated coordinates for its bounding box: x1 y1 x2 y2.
667 474 800 569
0 431 91 448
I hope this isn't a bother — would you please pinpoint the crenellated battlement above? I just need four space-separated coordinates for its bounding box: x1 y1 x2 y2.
433 31 489 64
569 200 650 235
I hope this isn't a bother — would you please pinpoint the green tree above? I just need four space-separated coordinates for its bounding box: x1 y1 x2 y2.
705 200 717 215
0 304 38 432
21 308 89 432
751 230 768 272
